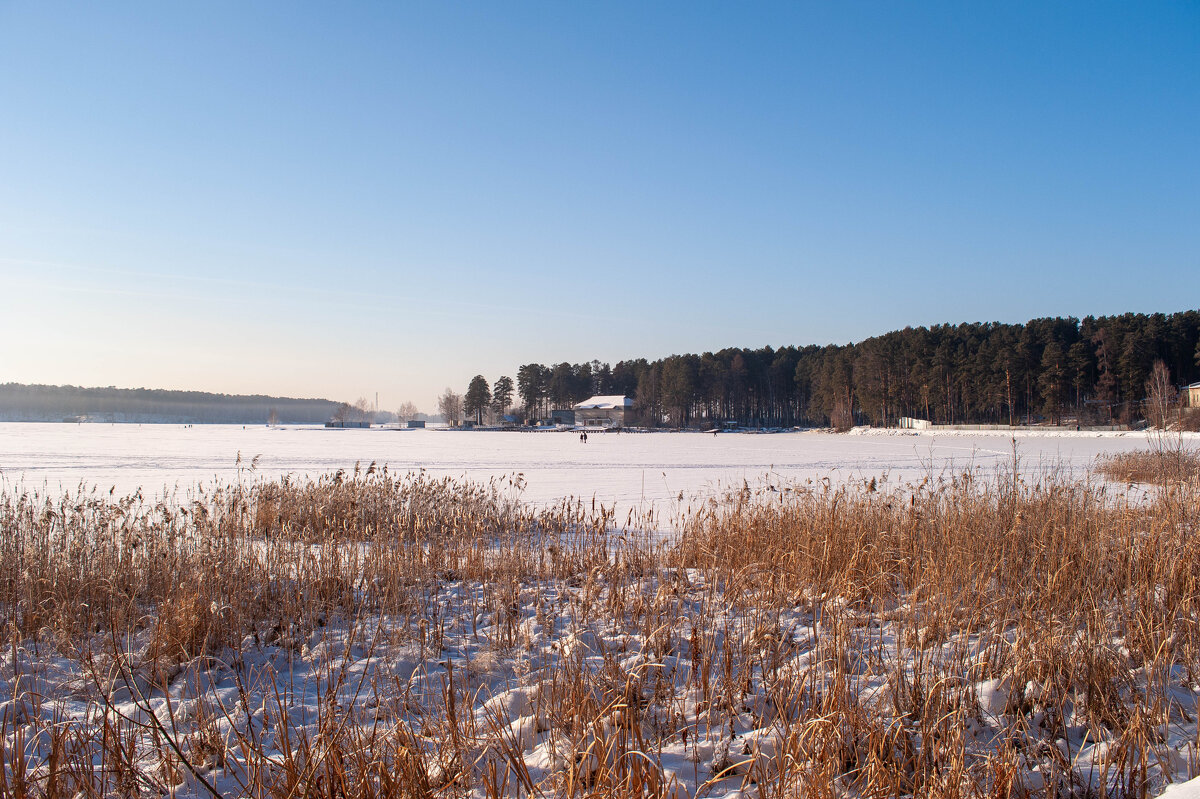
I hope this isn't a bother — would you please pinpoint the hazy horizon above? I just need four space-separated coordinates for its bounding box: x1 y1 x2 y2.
2 3 1197 411
3 305 1199 415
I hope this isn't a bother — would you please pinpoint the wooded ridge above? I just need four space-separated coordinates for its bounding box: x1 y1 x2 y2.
0 384 340 424
506 311 1200 428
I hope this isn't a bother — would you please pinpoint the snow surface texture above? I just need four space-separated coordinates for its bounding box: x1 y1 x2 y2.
1162 777 1200 799
0 423 1184 510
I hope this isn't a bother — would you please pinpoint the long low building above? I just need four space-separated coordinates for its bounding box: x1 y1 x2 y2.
574 395 633 428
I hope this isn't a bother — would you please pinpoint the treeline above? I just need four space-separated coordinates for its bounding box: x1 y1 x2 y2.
0 384 341 424
507 311 1200 428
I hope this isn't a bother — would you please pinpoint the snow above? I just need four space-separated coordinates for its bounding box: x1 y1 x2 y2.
0 423 1185 510
574 395 634 410
1162 777 1200 799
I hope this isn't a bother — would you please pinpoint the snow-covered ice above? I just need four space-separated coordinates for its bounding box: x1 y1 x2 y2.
0 423 1182 510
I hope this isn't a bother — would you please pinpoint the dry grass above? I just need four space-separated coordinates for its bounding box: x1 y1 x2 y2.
1097 438 1200 485
1172 410 1200 434
1 464 1198 798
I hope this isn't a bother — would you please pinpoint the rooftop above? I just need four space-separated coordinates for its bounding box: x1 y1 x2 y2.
574 395 633 410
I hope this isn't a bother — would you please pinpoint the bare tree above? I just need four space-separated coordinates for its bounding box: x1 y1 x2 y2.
350 396 375 424
437 388 463 427
1144 359 1174 429
396 401 419 423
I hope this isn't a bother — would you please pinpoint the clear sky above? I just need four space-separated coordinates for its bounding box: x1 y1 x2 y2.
1 3 1197 411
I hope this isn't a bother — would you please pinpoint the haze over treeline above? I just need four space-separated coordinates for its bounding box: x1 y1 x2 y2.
0 384 340 425
500 311 1200 429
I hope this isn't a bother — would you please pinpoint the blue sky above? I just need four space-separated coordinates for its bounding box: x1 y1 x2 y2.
1 2 1197 410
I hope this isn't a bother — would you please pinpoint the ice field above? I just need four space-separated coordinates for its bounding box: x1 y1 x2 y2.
0 422 1176 508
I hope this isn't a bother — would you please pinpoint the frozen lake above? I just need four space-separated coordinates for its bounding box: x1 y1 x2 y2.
0 422 1175 510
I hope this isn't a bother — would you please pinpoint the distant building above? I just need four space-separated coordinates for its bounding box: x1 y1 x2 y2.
325 420 371 428
574 395 633 428
406 420 426 429
1188 381 1200 408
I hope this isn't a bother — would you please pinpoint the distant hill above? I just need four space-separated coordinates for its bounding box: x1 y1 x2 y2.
0 383 342 424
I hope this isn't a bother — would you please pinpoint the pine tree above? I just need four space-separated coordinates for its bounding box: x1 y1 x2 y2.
464 376 491 425
517 364 549 417
1038 341 1066 424
492 376 514 417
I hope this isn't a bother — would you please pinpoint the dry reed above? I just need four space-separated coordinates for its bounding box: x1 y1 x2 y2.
0 462 1196 798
